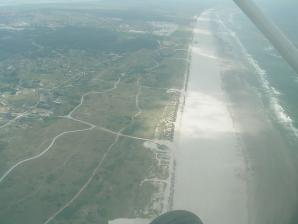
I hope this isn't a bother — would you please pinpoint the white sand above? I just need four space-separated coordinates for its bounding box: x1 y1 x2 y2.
172 10 248 224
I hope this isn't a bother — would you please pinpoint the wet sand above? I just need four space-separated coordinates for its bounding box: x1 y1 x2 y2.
173 7 298 224
173 10 248 224
215 8 298 224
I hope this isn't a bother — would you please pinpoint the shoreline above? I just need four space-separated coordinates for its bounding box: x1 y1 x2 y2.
214 9 298 223
172 9 248 224
166 14 197 212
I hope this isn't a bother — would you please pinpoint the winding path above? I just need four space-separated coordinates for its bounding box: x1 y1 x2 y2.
0 113 27 129
0 77 122 185
0 41 188 223
43 134 121 224
43 77 147 224
0 125 94 184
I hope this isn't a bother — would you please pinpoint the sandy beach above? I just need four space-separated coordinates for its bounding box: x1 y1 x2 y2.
172 10 248 224
172 6 298 224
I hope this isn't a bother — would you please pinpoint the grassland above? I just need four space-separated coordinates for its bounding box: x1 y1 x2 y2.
0 1 198 223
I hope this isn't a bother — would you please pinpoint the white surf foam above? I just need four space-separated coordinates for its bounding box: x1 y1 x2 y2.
217 17 298 138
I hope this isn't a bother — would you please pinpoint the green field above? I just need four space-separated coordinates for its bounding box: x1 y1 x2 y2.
0 1 202 223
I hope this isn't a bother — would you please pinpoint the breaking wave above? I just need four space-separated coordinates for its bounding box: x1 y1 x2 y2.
246 54 298 137
218 17 298 138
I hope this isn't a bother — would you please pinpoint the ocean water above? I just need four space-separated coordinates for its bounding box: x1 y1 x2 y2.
215 7 298 223
224 9 298 145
